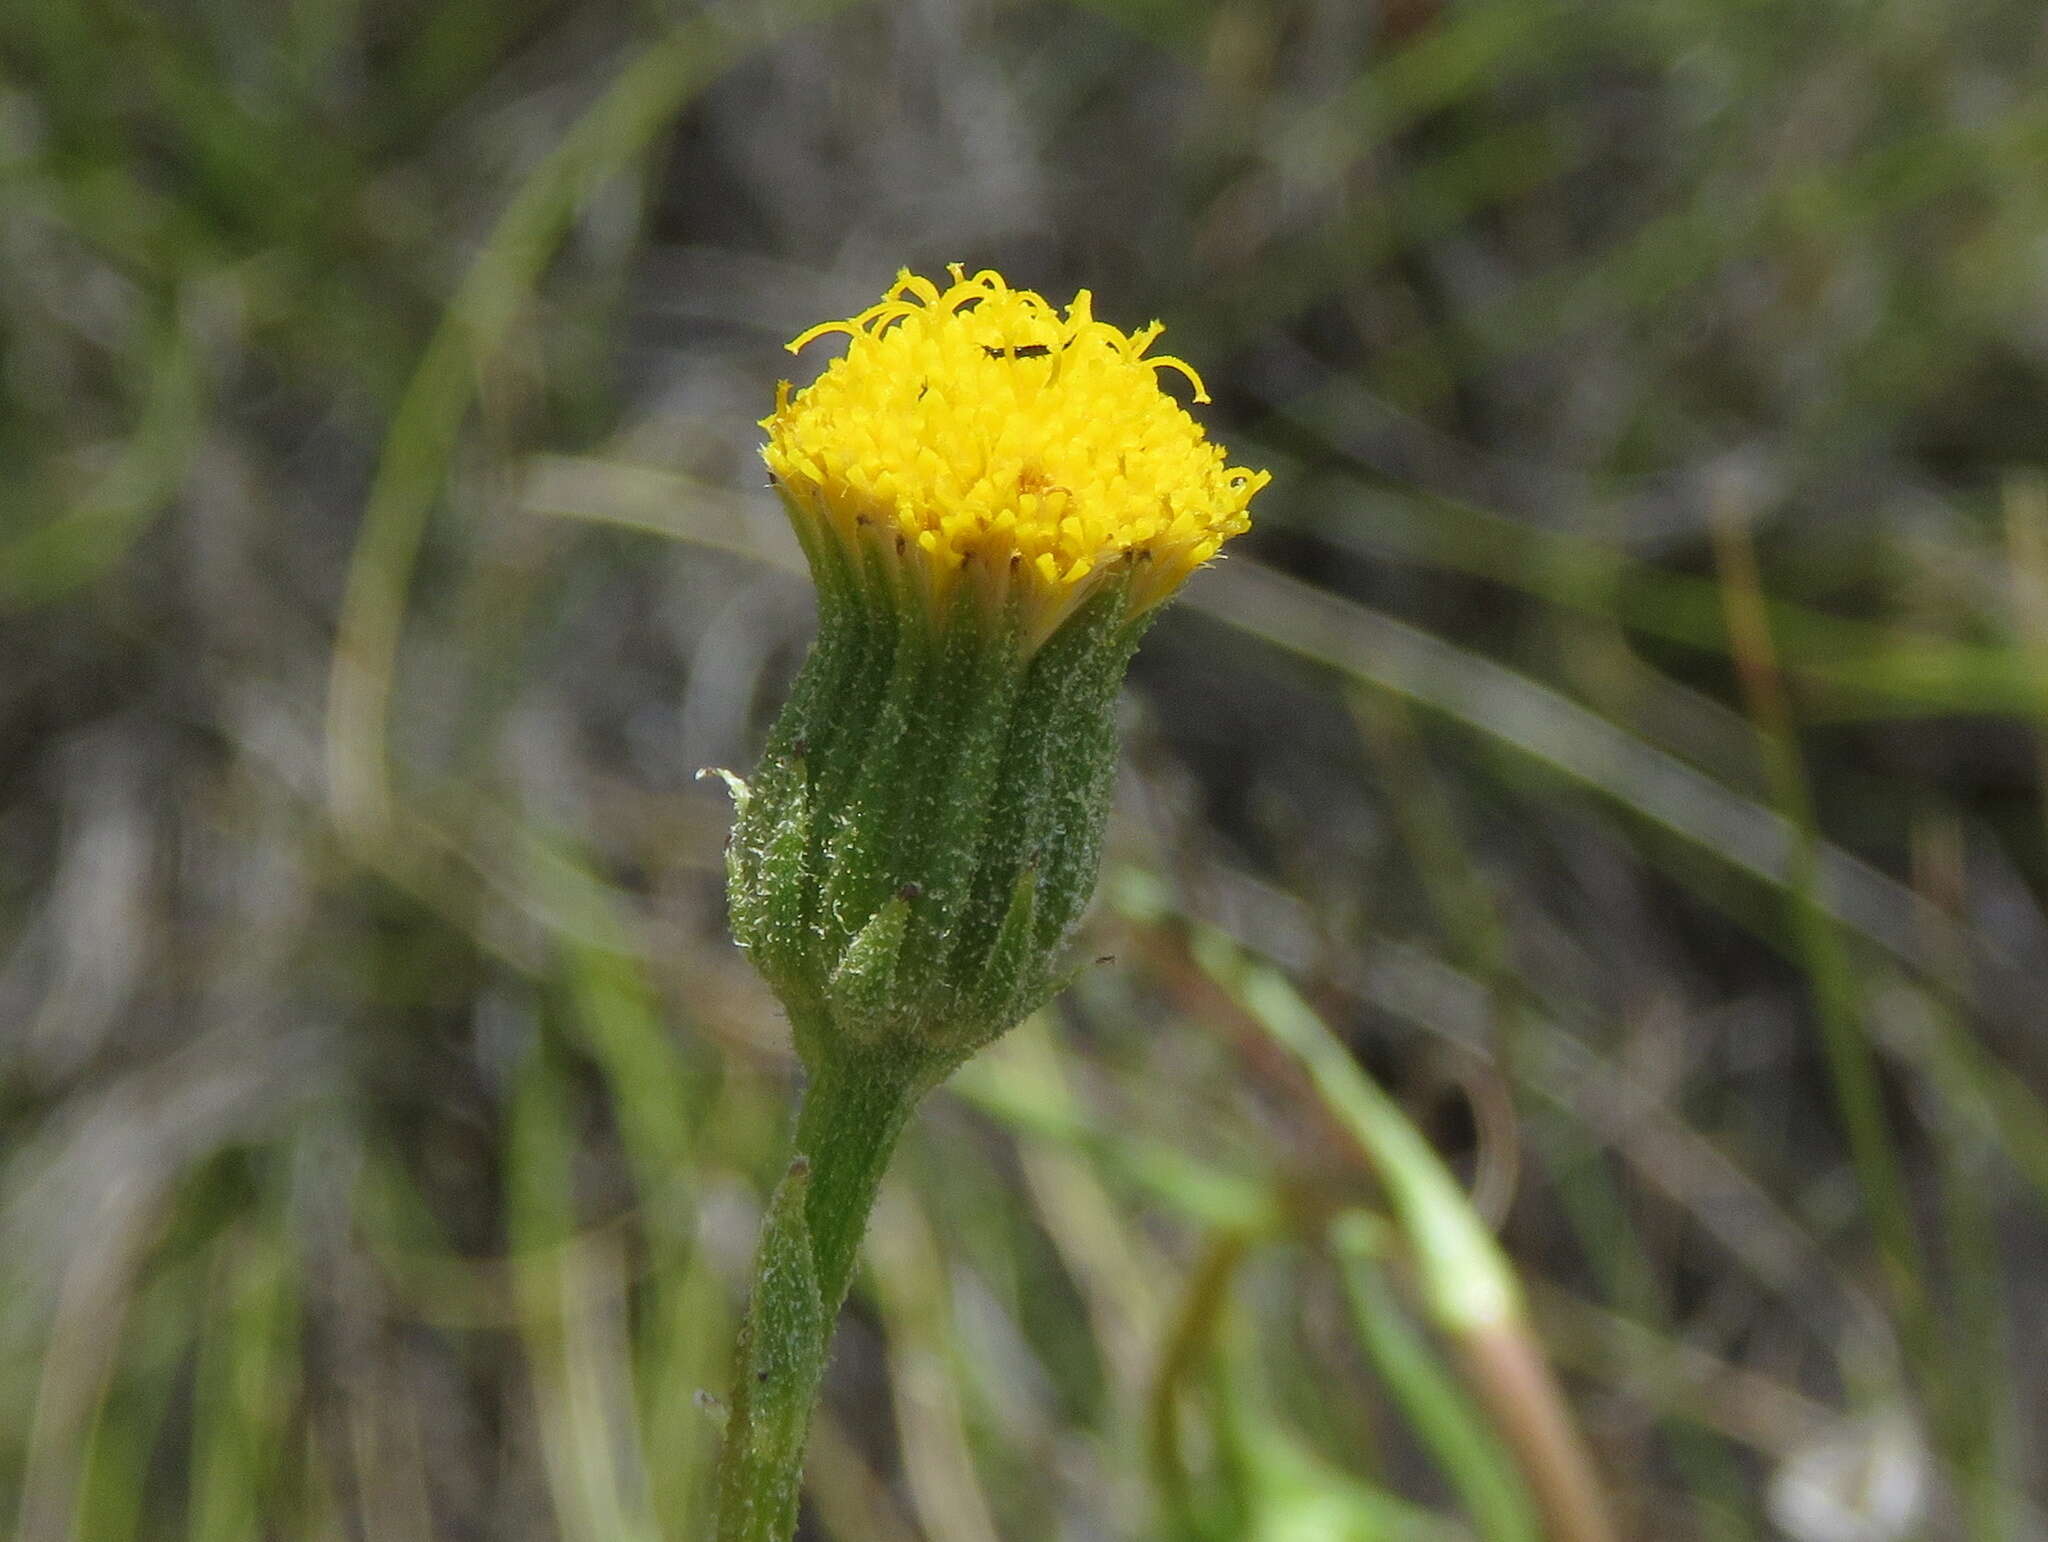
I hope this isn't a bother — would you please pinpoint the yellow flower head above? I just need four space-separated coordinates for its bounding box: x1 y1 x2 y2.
763 266 1267 648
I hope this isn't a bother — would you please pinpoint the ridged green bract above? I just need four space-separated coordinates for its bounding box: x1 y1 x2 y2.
724 536 1148 1079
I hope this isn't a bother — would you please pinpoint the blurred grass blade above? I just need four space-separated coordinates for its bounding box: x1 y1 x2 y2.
1120 869 1616 1542
325 8 840 841
1187 558 2044 1048
187 1218 300 1542
0 312 199 610
1331 1214 1540 1542
1709 506 1928 1365
950 1030 1283 1234
507 1030 658 1542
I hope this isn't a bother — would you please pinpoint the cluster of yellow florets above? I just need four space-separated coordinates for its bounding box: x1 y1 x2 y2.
763 266 1267 648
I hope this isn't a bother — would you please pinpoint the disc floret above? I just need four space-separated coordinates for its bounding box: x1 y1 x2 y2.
762 265 1266 650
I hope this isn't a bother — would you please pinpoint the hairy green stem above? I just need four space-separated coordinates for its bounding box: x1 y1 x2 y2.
790 1049 931 1315
712 1048 931 1542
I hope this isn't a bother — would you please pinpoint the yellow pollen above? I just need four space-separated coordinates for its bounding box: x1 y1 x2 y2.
762 265 1268 647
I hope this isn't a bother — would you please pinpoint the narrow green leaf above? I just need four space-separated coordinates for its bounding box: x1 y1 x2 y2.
715 1160 827 1542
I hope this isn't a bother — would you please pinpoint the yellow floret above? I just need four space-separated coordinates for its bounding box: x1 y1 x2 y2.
763 266 1267 649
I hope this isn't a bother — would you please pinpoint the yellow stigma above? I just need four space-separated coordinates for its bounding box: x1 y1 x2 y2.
762 266 1268 648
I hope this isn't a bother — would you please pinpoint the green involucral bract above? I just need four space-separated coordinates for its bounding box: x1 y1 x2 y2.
725 542 1149 1081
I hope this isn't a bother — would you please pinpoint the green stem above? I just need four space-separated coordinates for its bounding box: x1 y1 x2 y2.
792 1048 930 1316
713 1048 930 1542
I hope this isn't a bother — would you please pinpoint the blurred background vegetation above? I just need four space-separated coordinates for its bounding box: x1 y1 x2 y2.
5 0 2048 1536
